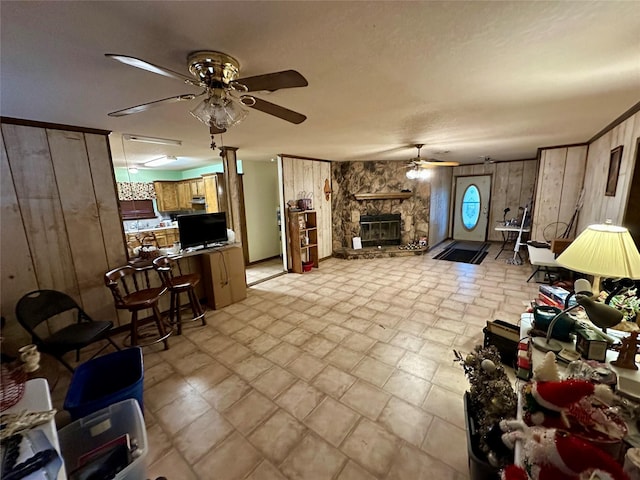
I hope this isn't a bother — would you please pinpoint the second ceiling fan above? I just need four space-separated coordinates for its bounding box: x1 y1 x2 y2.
106 50 308 133
406 144 460 168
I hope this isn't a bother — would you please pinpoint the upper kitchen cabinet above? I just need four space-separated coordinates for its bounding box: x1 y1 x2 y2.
154 181 179 212
191 178 205 197
177 181 192 210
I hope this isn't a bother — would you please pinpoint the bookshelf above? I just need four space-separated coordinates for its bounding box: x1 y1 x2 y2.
287 209 319 273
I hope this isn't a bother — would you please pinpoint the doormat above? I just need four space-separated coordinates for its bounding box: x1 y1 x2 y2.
433 241 490 265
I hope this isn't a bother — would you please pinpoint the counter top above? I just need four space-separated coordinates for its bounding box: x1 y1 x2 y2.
125 224 178 234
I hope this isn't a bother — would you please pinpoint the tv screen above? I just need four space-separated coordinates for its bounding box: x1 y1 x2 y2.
177 212 228 249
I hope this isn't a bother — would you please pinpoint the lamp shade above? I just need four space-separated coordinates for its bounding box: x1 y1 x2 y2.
555 223 640 279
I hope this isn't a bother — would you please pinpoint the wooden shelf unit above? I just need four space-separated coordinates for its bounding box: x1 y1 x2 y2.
287 210 319 273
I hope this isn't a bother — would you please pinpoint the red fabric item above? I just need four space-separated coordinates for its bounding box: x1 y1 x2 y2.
532 380 594 412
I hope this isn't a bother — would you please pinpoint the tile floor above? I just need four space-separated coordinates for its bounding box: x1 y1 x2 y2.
48 242 541 479
246 257 286 286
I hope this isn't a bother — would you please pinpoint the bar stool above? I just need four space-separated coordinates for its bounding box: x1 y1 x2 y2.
153 256 206 335
104 265 171 350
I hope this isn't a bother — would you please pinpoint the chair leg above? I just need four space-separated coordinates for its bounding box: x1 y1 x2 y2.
152 304 170 350
107 336 121 351
527 267 540 283
131 310 139 346
188 288 206 326
169 290 176 331
58 355 76 373
174 291 182 335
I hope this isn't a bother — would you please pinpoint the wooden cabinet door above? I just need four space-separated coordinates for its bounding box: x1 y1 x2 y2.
177 181 192 209
203 175 219 213
154 182 179 212
195 179 204 196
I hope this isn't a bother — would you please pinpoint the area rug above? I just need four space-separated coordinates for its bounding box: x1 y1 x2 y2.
433 241 490 265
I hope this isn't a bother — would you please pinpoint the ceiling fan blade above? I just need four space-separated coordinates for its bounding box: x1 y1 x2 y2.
420 160 460 167
108 94 196 117
105 54 195 83
249 98 307 124
209 125 227 135
237 70 308 92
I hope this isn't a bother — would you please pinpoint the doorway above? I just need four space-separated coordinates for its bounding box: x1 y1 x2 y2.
453 175 491 242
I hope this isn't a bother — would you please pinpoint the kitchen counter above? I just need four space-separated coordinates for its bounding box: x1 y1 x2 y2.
125 224 178 234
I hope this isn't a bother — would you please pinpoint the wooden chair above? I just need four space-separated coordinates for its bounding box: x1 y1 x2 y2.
15 290 120 372
153 256 206 335
104 265 171 350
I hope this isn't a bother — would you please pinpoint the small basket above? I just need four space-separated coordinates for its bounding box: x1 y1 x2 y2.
1 363 26 410
302 261 314 272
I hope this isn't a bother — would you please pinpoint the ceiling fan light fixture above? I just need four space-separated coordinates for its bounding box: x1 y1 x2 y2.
144 155 177 167
122 134 182 146
190 90 249 129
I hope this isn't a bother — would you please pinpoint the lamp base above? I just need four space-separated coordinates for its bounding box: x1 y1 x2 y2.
532 337 563 353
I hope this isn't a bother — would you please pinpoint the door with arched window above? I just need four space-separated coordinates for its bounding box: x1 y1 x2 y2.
453 175 491 241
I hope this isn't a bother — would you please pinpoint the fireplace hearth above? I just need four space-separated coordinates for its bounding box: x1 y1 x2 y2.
360 214 401 247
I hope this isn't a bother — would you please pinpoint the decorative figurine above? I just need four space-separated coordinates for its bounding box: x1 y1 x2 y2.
611 331 639 370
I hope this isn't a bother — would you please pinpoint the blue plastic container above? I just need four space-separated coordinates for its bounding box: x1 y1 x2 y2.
64 347 144 420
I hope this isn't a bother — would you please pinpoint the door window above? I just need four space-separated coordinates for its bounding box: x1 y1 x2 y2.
461 185 481 230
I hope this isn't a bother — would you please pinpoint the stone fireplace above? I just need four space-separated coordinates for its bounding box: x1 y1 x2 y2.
360 214 401 247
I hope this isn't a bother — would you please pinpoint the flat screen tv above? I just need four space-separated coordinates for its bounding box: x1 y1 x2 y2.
177 212 228 249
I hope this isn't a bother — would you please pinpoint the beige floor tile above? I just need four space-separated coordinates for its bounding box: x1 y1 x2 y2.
378 396 433 446
201 334 236 355
173 408 234 464
321 324 352 343
217 318 246 335
193 431 263 480
389 331 425 353
342 317 372 333
231 325 263 343
418 340 454 362
251 365 297 399
342 332 376 352
282 327 314 346
351 356 394 387
312 365 357 398
145 375 199 413
276 380 325 420
201 374 252 411
396 319 426 336
248 314 277 330
421 417 468 474
302 335 338 357
154 390 211 435
232 354 274 381
145 423 172 467
216 342 253 365
266 319 296 337
341 418 400 477
340 380 390 420
287 352 327 381
148 448 198 480
245 460 287 480
304 397 359 446
249 409 307 463
265 342 302 366
324 346 364 371
184 361 231 393
397 351 438 381
247 333 281 354
336 461 377 480
224 390 278 435
421 385 466 430
432 363 469 395
280 433 347 480
144 360 176 389
382 370 431 407
368 341 406 366
387 444 463 480
366 324 396 342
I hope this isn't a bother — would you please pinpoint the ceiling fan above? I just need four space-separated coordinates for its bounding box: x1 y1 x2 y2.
105 51 308 132
406 144 460 168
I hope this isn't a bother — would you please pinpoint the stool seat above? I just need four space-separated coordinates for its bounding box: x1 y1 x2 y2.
153 256 206 335
105 265 171 350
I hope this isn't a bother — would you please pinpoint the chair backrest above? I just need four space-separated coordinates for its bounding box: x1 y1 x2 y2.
152 256 183 286
15 289 82 335
104 265 164 307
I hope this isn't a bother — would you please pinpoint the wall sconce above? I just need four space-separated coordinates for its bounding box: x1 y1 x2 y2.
324 179 332 201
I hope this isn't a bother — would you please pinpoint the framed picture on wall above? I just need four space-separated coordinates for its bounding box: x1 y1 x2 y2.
605 145 623 196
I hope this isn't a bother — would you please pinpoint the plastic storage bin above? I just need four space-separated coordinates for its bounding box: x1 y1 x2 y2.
464 393 500 480
58 399 148 480
64 347 144 420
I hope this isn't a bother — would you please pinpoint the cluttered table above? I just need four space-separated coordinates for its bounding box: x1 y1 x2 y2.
494 224 531 260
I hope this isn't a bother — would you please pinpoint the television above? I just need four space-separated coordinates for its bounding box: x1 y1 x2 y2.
177 212 228 249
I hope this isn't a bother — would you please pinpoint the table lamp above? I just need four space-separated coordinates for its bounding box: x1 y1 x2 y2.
555 221 640 295
533 279 623 352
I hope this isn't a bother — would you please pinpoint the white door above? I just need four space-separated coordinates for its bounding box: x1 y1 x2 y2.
453 175 491 242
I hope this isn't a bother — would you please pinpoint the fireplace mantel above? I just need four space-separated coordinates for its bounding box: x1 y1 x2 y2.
353 192 412 201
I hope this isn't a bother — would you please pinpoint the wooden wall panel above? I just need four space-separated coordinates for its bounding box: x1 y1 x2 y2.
282 157 333 261
452 159 537 242
428 167 452 248
2 124 79 296
0 130 37 346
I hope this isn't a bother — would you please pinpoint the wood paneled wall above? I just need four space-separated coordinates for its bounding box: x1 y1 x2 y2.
531 146 587 241
1 121 127 350
579 111 640 230
452 160 537 242
281 156 332 260
428 167 453 248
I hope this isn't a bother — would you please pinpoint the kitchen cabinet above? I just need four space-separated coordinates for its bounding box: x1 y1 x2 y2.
177 181 192 210
153 181 179 212
203 174 220 213
287 209 318 273
191 178 204 197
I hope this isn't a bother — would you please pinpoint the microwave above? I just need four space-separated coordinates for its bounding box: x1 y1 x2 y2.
192 196 206 205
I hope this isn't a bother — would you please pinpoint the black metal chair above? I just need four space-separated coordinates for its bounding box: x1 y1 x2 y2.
15 290 120 372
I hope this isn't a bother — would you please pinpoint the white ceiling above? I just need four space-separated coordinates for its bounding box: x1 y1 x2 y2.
2 1 639 171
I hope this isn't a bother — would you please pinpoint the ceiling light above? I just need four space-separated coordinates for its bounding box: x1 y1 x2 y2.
128 167 139 174
190 88 252 130
122 134 182 146
144 156 177 167
406 167 431 180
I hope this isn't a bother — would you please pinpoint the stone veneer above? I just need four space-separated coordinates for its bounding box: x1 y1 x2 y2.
331 161 431 252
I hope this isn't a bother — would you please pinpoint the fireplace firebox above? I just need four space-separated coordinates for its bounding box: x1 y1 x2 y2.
359 214 401 247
